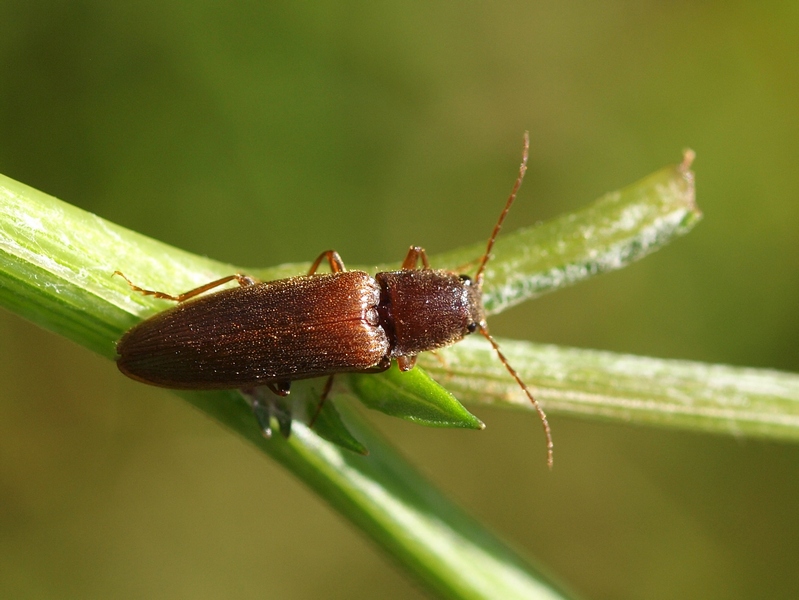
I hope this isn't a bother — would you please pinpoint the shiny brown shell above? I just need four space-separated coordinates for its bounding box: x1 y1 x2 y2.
117 271 389 389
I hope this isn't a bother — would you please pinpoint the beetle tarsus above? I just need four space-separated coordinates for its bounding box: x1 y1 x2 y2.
115 133 554 466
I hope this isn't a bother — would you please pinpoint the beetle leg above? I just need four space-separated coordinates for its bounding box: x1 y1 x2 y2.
114 271 256 303
307 250 347 275
266 380 292 396
401 246 431 270
309 375 336 428
396 354 418 371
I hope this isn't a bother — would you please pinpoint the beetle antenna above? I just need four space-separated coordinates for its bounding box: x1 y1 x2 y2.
474 131 530 287
480 327 553 469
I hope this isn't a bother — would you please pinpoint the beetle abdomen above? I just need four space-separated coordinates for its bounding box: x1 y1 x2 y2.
117 271 389 389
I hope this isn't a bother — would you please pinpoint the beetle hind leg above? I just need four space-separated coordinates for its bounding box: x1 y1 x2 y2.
113 271 256 302
309 375 335 428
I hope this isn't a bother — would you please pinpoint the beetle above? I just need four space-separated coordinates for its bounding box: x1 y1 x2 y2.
115 132 553 467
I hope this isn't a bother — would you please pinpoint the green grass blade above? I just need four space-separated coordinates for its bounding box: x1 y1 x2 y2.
407 150 700 314
0 173 243 357
422 338 799 443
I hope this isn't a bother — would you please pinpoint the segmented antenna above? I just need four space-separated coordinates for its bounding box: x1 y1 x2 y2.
474 131 530 287
480 328 553 469
474 132 552 468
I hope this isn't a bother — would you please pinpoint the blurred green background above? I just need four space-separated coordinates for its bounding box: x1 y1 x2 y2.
1 2 797 598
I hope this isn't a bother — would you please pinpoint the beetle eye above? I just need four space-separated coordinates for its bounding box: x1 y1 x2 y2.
459 274 472 284
466 322 478 334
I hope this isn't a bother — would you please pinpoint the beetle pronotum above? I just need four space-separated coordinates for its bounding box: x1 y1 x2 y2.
115 133 553 467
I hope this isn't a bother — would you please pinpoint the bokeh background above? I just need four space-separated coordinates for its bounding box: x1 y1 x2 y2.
1 2 797 598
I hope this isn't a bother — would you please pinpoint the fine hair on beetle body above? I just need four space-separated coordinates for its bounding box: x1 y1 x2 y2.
115 132 554 468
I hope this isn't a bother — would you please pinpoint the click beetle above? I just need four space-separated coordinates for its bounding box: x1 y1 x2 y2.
115 133 553 467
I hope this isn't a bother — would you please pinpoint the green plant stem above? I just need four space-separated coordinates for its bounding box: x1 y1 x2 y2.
420 338 799 442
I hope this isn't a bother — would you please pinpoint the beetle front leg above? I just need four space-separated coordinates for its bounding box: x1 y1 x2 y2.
401 246 431 270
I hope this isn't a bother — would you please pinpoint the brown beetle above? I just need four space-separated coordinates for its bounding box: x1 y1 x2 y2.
115 133 553 467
